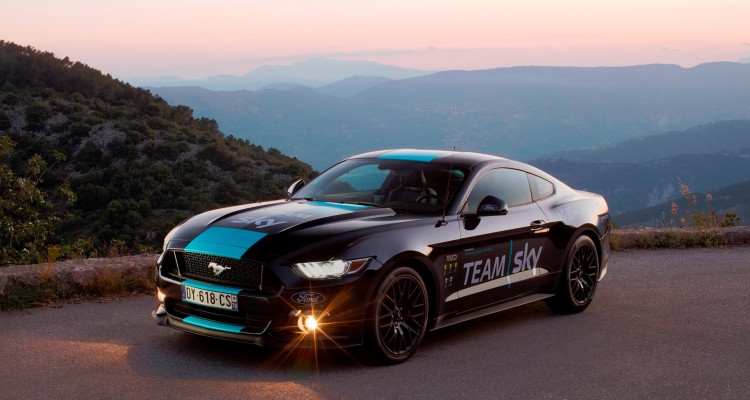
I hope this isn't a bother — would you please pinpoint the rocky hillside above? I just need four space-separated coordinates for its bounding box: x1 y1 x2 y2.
0 41 315 264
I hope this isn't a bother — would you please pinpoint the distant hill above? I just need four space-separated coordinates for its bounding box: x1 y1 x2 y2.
316 75 392 98
530 120 750 220
614 180 750 227
544 120 750 162
0 40 315 261
151 62 750 169
130 57 430 91
533 152 750 215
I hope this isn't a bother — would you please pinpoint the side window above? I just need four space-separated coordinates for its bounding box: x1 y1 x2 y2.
466 168 533 211
528 174 554 201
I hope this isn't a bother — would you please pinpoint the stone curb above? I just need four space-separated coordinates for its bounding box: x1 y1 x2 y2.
0 253 157 297
1 227 748 304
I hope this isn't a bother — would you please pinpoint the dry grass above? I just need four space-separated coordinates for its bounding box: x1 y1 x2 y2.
611 226 750 251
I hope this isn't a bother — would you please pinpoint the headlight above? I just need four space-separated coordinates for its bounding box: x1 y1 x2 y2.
292 258 371 280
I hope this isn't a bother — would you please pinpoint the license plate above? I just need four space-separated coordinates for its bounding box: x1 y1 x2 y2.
181 284 238 311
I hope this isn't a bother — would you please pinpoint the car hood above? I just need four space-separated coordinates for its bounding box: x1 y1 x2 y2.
166 200 411 262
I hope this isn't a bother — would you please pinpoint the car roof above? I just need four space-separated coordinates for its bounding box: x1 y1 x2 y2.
347 149 568 188
349 148 543 171
350 149 500 167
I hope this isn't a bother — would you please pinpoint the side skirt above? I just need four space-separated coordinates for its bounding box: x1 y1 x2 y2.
431 293 554 330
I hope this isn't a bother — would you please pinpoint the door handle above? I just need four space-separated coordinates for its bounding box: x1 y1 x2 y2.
530 220 547 231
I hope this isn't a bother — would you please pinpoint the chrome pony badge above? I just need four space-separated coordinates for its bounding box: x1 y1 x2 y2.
208 261 231 276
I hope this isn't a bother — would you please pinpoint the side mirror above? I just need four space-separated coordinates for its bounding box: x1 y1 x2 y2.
287 179 305 197
477 195 509 216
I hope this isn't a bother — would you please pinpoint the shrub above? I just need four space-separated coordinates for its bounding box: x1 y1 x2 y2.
25 100 52 130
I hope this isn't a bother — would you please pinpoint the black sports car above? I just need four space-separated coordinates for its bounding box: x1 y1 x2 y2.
153 149 610 363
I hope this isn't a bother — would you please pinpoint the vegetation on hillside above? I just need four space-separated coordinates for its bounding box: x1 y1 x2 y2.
0 40 316 265
615 179 747 228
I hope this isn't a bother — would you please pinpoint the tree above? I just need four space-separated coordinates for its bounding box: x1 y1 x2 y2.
0 135 75 264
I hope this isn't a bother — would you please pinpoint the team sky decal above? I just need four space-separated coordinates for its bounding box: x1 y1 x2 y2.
443 239 548 302
226 201 370 233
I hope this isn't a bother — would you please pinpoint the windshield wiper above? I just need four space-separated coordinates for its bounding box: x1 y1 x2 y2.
290 197 315 201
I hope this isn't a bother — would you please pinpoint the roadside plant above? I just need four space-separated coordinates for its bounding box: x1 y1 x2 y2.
0 135 76 265
672 179 740 228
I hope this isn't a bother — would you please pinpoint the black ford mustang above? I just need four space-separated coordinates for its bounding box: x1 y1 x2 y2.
153 149 610 363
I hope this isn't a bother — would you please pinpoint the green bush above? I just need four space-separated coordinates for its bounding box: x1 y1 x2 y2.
0 109 11 130
25 100 52 130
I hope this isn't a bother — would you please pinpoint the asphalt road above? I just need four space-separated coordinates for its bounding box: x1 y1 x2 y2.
1 247 749 400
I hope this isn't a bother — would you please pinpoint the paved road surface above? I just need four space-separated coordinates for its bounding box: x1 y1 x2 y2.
1 247 749 399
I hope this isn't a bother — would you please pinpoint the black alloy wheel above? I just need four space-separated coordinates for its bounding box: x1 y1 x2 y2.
367 267 429 364
546 235 600 314
569 238 598 305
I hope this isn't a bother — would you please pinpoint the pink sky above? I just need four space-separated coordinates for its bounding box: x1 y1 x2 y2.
3 0 749 78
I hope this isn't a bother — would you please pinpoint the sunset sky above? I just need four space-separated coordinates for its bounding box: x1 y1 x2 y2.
3 0 749 79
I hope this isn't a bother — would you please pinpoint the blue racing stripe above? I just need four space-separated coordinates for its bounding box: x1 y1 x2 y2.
183 316 244 334
507 239 513 288
378 149 450 162
185 227 266 259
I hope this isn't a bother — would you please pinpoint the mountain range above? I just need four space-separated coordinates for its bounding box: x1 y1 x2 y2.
150 62 750 170
5 40 747 233
531 120 750 224
130 57 429 91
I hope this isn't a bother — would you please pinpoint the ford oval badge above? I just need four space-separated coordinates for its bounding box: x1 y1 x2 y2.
291 291 325 305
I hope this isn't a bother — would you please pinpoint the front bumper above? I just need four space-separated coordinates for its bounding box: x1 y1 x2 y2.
153 274 368 349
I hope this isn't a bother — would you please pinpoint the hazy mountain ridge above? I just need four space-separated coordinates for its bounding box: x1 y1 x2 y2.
543 120 750 162
530 120 750 225
534 152 750 213
316 75 393 98
130 57 429 91
151 62 750 169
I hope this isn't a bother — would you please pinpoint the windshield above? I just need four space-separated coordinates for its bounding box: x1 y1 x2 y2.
293 158 467 214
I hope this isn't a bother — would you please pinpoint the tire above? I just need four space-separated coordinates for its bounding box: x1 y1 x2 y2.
545 235 600 314
365 266 429 364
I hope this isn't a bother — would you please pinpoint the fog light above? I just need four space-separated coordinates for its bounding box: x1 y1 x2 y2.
305 316 318 331
157 288 166 303
297 315 319 333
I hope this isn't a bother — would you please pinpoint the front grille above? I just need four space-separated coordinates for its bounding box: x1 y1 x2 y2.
183 252 264 289
159 250 265 289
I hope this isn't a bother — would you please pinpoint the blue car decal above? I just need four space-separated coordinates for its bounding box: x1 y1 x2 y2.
183 316 244 334
184 226 266 259
378 149 451 162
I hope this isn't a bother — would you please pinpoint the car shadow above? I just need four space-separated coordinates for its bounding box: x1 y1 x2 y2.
126 300 556 381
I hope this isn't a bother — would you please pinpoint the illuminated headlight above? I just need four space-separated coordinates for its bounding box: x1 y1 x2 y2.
292 258 370 280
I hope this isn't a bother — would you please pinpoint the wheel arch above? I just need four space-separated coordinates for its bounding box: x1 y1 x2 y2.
568 225 603 278
377 251 439 330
